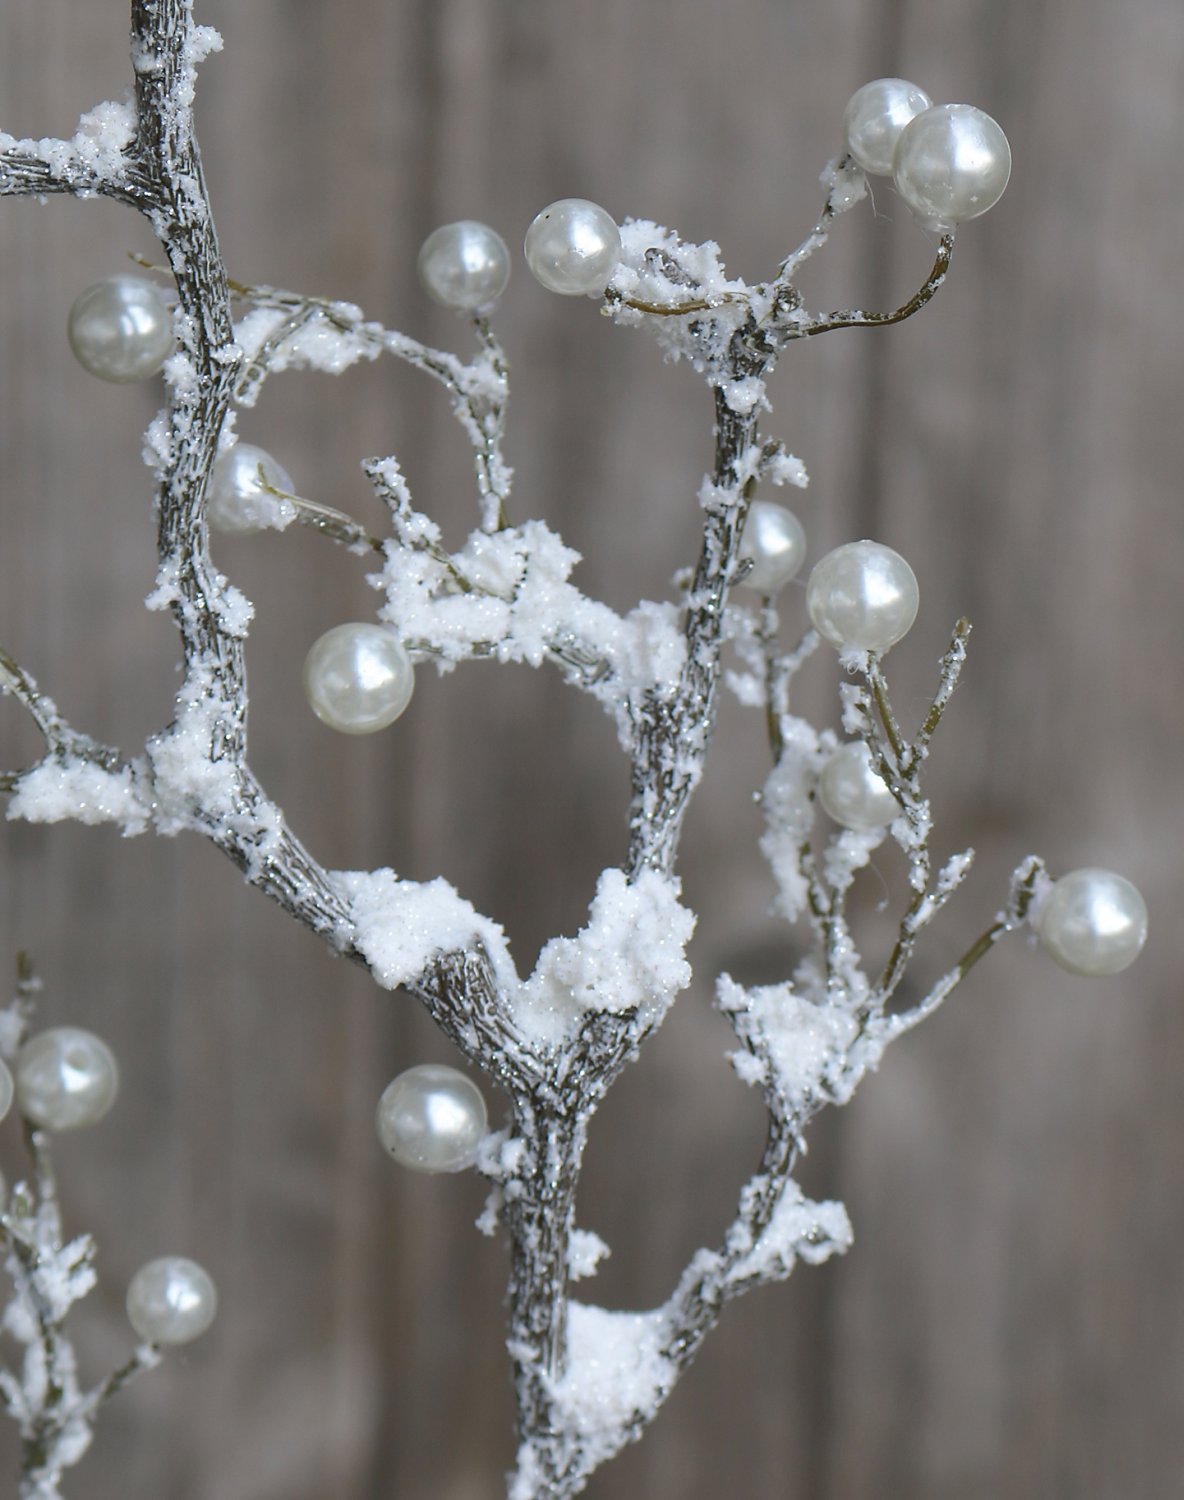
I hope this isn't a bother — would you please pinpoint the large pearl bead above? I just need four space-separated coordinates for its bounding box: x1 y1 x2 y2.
524 199 622 296
14 1026 119 1131
418 221 511 312
819 742 898 831
303 623 415 734
844 78 933 176
737 501 807 595
806 540 919 653
0 1059 13 1124
893 104 1011 230
1037 868 1148 976
375 1064 488 1174
67 277 175 382
207 443 295 534
126 1257 218 1345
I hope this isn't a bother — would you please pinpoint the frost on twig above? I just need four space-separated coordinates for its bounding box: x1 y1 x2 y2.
0 960 164 1500
0 5 1116 1498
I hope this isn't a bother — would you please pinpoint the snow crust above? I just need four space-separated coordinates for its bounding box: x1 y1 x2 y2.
7 760 149 836
517 869 694 1042
551 1303 672 1456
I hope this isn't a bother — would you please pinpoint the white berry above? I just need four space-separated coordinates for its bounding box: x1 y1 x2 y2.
524 199 621 296
14 1026 119 1131
893 104 1011 230
418 221 511 312
67 277 175 382
376 1064 488 1174
806 540 919 653
303 623 415 734
1037 868 1148 977
207 443 295 534
819 742 898 831
127 1256 217 1345
844 79 933 176
737 501 807 594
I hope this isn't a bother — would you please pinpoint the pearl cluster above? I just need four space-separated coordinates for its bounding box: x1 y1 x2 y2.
844 79 1011 230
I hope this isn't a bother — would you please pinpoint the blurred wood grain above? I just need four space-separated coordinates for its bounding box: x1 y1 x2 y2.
1 1 1182 1496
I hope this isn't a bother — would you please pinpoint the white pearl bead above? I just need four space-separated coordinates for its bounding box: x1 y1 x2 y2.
418 221 512 312
819 742 898 831
737 501 807 594
376 1064 488 1173
1037 868 1148 977
524 199 622 296
844 78 933 176
126 1256 217 1345
893 104 1011 230
806 540 919 653
14 1027 119 1131
207 443 295 534
67 277 175 382
0 1059 12 1124
303 623 415 734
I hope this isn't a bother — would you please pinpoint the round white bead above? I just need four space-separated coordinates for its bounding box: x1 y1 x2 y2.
806 540 919 653
126 1256 217 1345
14 1027 119 1131
376 1064 488 1174
524 199 622 296
844 78 933 176
418 221 511 312
0 1059 13 1124
893 103 1011 230
303 623 415 734
737 501 807 594
67 277 175 383
207 443 295 534
1037 868 1148 977
819 742 898 831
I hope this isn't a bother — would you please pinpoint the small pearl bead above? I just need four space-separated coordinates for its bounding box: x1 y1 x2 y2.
376 1064 488 1173
303 624 415 734
126 1257 217 1345
14 1027 119 1131
418 221 512 312
524 199 622 296
819 742 898 831
1037 868 1148 977
737 501 807 594
0 1059 12 1124
806 540 919 653
67 277 175 382
893 104 1011 230
207 443 295 534
844 78 933 176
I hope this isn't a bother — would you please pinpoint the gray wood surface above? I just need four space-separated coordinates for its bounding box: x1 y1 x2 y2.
1 1 1182 1496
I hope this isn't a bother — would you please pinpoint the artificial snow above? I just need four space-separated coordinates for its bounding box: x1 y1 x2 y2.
7 760 149 837
517 869 694 1041
551 1302 672 1451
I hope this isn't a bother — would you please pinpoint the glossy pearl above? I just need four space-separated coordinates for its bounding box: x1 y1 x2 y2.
1037 868 1148 977
303 624 415 734
0 1059 12 1124
524 199 622 296
14 1027 119 1131
126 1257 217 1345
819 742 898 831
67 277 175 382
893 104 1011 229
376 1064 488 1173
844 78 933 176
206 443 295 534
737 501 807 594
418 221 511 312
806 540 919 653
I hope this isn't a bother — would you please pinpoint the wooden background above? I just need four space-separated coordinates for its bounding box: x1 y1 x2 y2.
1 1 1181 1496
